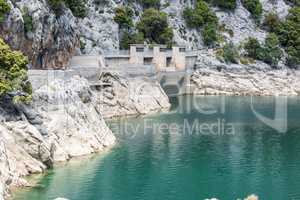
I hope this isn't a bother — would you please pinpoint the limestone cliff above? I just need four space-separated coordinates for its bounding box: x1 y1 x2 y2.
0 73 170 199
191 50 300 96
0 0 79 69
0 0 293 69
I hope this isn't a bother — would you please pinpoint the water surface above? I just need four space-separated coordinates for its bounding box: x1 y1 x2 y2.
14 96 300 200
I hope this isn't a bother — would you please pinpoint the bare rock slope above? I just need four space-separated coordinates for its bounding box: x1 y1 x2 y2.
191 51 300 96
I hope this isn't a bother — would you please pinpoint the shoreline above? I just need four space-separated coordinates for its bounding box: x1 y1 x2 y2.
9 143 118 200
0 73 171 200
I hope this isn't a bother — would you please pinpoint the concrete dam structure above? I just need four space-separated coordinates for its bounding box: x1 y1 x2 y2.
30 45 199 96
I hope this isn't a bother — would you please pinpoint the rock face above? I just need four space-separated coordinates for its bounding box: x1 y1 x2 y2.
0 76 116 199
191 51 300 96
0 73 170 199
78 0 119 55
0 0 79 69
0 0 292 68
33 76 116 161
95 73 171 118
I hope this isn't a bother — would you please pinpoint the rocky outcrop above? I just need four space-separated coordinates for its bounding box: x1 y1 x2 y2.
161 0 290 49
78 0 119 55
95 72 171 118
0 0 292 68
0 0 79 69
191 51 300 96
0 72 170 199
0 76 116 199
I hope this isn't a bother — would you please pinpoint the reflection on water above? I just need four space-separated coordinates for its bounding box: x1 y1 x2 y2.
14 96 300 200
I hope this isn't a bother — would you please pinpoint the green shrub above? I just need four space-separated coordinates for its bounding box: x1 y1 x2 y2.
0 0 10 23
202 23 218 46
242 0 263 22
183 7 204 28
183 1 217 29
48 0 64 14
244 34 282 67
286 0 300 6
137 8 173 47
211 0 237 10
114 6 134 29
0 38 32 103
262 33 282 67
286 45 300 68
120 31 144 49
65 0 87 18
48 0 87 18
221 42 239 64
262 12 281 32
137 0 160 9
244 37 263 59
23 8 33 33
183 0 218 46
276 7 300 68
80 39 86 51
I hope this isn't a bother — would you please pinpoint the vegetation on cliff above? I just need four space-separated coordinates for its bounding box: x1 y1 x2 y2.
0 0 10 23
276 7 300 68
137 0 160 9
137 8 173 47
183 0 218 46
244 34 282 67
48 0 87 18
114 6 134 29
0 38 32 103
242 0 263 23
206 0 237 10
262 12 281 32
114 5 173 49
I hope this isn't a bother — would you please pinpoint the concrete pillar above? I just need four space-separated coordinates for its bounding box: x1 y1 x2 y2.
172 47 186 71
129 45 144 65
153 46 167 71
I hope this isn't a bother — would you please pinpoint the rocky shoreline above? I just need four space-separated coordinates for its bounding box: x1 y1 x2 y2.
0 73 171 200
190 50 300 96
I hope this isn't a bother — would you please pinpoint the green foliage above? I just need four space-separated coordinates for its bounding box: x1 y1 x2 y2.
202 23 218 46
48 0 87 18
286 0 300 6
183 1 217 28
244 34 282 67
0 0 10 23
211 0 237 10
183 0 218 46
120 31 144 49
0 38 32 103
137 8 173 47
242 0 263 22
244 37 263 59
65 0 87 18
262 12 281 32
220 42 239 64
262 33 282 67
48 0 64 14
23 8 33 33
183 7 204 28
114 6 134 29
80 39 86 51
137 0 160 9
276 7 300 68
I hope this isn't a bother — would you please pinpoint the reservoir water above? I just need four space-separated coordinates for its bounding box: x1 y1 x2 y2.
14 96 300 200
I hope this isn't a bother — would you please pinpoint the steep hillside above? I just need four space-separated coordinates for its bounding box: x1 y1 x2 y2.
0 0 299 69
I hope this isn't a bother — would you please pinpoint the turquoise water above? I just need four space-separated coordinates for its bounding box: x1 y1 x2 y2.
14 96 300 200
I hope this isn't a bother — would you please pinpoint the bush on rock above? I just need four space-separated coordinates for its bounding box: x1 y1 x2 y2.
0 0 10 23
0 38 32 103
